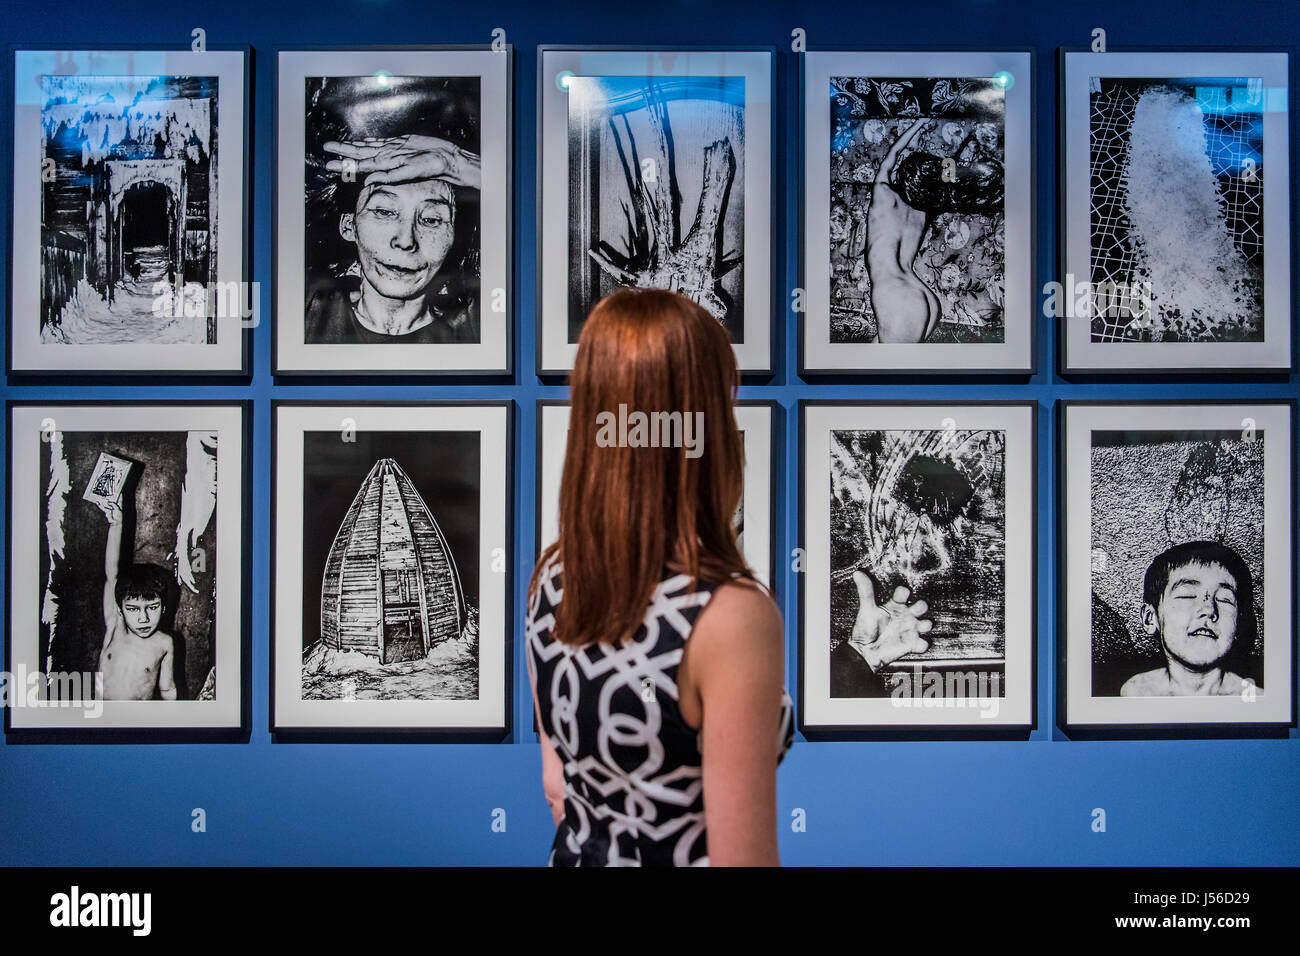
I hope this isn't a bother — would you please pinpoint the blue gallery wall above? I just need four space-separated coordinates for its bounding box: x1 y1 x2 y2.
1 0 1297 866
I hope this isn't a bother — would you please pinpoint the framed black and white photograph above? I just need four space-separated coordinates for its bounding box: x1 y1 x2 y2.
9 47 250 376
6 402 247 731
536 399 775 587
801 402 1035 730
537 47 773 374
1060 51 1291 372
274 48 511 375
1061 401 1293 727
272 403 510 732
800 51 1033 373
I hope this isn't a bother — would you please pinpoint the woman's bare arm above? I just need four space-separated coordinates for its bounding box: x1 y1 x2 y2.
684 580 784 866
528 653 566 826
876 117 929 185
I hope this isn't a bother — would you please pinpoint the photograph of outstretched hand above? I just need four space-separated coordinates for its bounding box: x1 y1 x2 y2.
802 402 1034 729
828 426 1007 697
1089 430 1266 698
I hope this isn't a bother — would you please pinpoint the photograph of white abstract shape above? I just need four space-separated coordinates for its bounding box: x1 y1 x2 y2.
1093 80 1260 341
1061 51 1290 371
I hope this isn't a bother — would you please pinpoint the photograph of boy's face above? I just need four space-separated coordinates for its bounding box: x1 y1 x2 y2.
1142 560 1239 668
340 180 456 301
121 594 164 640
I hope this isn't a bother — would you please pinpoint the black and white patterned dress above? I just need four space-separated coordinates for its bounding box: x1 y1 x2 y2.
526 558 795 866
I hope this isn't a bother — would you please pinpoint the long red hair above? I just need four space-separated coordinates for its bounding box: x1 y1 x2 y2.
529 287 756 646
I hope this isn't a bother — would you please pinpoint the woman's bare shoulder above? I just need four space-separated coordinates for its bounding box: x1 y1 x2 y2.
678 578 784 725
689 578 783 655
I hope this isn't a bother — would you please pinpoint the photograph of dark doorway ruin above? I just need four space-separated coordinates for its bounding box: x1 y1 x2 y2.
39 74 219 344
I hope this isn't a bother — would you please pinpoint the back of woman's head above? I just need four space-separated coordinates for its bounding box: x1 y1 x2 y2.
531 286 752 646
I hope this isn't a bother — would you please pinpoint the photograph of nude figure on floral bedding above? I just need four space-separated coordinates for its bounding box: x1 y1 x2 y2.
801 52 1033 374
829 76 1006 346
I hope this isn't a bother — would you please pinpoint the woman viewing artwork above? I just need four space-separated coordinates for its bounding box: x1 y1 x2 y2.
525 287 794 867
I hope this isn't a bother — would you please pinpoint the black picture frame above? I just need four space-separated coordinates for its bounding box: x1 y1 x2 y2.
5 43 254 381
269 399 514 740
271 44 514 379
535 44 777 377
1056 46 1294 376
4 399 252 742
1056 398 1297 736
797 46 1038 378
798 399 1038 738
